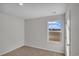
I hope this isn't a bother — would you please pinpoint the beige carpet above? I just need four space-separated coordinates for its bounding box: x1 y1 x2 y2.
2 46 65 56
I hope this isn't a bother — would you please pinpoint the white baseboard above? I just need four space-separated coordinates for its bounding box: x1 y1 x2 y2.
0 44 24 56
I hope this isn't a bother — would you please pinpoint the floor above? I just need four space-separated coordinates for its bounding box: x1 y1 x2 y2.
2 46 65 56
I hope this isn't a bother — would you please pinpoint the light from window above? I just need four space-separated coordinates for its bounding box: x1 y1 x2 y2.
48 20 61 30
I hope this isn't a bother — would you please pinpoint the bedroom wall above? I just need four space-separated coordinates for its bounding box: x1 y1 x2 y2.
24 14 65 53
0 13 24 55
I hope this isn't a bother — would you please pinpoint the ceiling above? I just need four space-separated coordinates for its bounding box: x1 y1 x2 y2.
0 3 68 19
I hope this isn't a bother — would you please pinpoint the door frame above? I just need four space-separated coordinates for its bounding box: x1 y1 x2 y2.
64 8 71 56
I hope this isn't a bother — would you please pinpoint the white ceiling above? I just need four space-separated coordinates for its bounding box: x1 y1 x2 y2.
0 3 68 19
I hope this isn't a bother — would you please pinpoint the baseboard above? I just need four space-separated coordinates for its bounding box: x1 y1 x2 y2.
0 44 24 56
24 44 64 54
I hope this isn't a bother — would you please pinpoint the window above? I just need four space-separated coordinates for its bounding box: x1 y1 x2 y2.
48 20 62 42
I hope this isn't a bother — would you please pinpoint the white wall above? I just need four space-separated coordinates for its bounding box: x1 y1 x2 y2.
0 13 24 55
24 14 65 53
70 4 79 56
